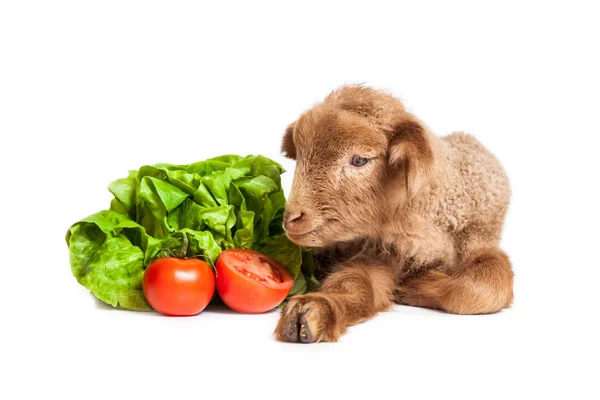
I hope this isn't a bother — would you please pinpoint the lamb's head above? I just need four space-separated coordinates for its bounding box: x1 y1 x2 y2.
281 85 435 248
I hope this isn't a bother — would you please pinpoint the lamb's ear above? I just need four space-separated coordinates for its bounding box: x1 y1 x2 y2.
281 122 297 159
388 116 434 199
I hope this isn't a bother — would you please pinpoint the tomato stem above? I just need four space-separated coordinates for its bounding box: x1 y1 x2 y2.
158 232 189 260
161 248 176 258
177 231 189 258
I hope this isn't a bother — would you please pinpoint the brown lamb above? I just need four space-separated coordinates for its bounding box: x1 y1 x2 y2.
274 85 513 343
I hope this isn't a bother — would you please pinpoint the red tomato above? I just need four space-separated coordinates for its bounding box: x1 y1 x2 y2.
143 258 214 316
215 249 294 313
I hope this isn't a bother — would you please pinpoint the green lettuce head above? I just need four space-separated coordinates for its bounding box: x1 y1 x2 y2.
66 155 318 310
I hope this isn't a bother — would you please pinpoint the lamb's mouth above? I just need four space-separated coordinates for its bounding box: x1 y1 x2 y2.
285 227 321 244
285 218 340 245
286 231 310 241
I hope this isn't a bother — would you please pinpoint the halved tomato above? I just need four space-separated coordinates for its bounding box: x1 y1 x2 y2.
215 249 294 313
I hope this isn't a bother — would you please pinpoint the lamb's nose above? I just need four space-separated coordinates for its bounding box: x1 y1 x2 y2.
283 211 304 231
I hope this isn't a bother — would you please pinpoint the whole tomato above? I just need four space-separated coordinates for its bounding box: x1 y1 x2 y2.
143 258 214 316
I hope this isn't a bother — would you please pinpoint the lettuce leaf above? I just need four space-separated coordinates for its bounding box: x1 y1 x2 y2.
66 155 318 310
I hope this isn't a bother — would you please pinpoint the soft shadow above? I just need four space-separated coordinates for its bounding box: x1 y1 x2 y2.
90 292 280 317
90 293 158 315
203 303 280 316
202 303 238 315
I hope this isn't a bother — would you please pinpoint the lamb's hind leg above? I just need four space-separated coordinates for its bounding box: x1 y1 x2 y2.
397 247 513 314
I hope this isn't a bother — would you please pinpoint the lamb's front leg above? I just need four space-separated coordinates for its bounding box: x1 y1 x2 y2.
274 261 396 343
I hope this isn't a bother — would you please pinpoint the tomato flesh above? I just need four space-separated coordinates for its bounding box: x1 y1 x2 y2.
215 249 293 313
143 258 215 316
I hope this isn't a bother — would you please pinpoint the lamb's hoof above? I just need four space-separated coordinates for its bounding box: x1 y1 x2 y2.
274 294 342 343
298 313 314 343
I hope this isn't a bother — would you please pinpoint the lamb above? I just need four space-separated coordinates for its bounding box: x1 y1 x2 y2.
274 85 513 343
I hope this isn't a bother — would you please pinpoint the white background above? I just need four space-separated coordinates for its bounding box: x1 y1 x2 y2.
1 1 599 399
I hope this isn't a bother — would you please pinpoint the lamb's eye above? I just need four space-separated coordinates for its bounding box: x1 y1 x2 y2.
350 156 368 167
